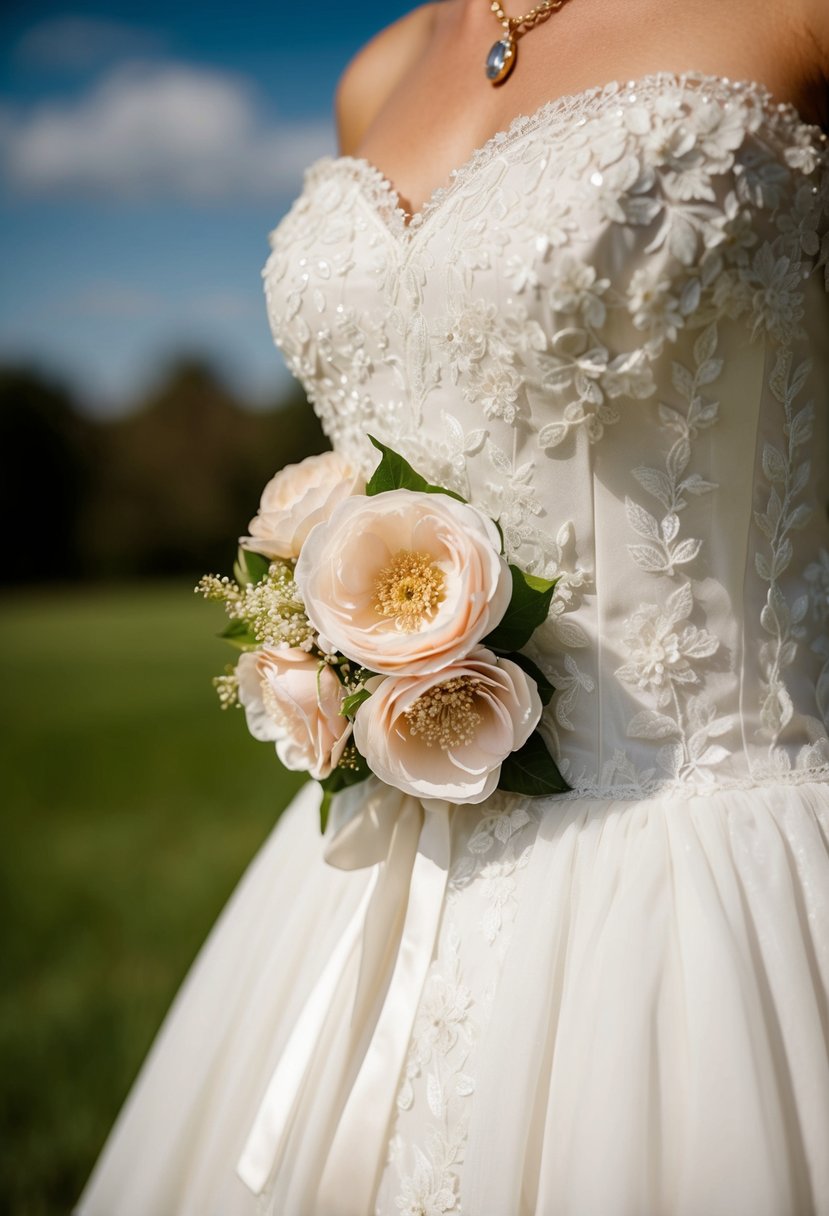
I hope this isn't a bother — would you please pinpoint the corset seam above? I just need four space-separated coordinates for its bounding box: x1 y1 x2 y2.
737 337 770 776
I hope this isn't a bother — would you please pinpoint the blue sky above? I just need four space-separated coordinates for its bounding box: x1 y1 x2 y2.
0 1 413 414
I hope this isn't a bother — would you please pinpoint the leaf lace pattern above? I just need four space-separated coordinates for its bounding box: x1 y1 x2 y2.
255 72 829 1214
612 322 736 785
262 71 829 803
307 72 828 240
374 797 537 1216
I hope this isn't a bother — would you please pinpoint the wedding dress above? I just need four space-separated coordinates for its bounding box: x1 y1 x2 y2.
76 72 829 1216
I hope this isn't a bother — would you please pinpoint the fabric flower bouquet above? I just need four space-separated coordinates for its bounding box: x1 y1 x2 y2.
197 438 569 829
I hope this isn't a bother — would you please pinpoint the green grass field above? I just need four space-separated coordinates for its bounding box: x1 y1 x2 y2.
0 581 306 1216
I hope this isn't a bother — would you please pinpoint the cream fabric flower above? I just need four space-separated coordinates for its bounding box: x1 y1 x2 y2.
237 646 351 780
352 646 541 803
240 451 363 560
294 489 512 676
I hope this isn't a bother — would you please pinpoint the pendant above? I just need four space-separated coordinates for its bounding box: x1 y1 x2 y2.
485 35 516 85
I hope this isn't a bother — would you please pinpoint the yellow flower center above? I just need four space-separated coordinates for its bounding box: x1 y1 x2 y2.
405 676 484 749
374 550 445 632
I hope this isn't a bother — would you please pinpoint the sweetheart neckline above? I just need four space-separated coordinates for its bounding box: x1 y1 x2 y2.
299 70 829 245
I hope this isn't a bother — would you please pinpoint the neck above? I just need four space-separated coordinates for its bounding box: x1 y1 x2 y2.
443 0 503 38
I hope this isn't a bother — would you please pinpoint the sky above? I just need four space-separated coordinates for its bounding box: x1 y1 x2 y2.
0 0 414 414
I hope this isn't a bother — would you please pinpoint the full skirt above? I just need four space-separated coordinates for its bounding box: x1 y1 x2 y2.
75 777 829 1216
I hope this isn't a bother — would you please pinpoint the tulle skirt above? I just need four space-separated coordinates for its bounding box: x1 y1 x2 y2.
75 776 829 1216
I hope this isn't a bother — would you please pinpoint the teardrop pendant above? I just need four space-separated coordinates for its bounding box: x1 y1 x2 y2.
484 35 516 84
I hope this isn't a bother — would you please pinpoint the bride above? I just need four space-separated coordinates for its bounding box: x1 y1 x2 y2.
77 2 829 1213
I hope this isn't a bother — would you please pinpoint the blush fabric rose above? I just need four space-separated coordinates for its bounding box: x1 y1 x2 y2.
352 646 542 803
236 646 351 780
294 489 512 676
239 451 364 560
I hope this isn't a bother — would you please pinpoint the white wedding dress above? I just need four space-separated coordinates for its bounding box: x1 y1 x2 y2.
76 72 829 1216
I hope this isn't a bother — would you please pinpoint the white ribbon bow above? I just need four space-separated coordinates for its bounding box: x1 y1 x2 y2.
236 778 451 1212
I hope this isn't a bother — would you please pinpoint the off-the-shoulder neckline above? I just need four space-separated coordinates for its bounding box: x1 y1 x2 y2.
298 70 828 240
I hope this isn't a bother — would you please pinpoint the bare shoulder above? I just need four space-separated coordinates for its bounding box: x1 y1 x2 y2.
335 3 441 155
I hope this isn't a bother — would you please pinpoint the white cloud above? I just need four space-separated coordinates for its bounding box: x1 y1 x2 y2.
0 60 336 201
14 16 168 72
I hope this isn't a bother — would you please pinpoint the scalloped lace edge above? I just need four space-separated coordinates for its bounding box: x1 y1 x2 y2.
302 70 829 240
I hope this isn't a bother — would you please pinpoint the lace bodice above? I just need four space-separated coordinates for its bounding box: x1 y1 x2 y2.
261 71 829 798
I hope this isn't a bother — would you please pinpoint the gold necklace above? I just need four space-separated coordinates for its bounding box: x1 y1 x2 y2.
485 0 567 85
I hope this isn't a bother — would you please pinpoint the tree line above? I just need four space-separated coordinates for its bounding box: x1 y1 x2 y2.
0 359 329 588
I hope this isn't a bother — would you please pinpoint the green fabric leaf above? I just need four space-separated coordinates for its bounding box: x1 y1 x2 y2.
340 687 372 718
483 565 558 652
317 749 372 832
497 730 570 796
243 550 271 584
366 435 465 502
218 619 258 650
318 786 333 835
233 547 270 586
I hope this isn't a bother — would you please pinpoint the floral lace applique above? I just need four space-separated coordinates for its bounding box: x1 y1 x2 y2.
615 323 734 782
380 798 537 1214
262 73 829 799
253 75 829 1216
616 583 731 781
391 1130 464 1216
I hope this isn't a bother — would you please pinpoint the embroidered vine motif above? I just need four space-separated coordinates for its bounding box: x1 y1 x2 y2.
616 582 734 782
754 348 815 754
615 322 735 781
262 72 829 799
228 71 829 1216
521 521 594 759
395 923 474 1121
453 800 535 954
376 409 489 505
625 322 721 576
481 441 546 570
382 800 536 1214
389 1129 464 1216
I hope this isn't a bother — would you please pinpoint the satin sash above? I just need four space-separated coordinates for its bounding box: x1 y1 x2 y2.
236 780 452 1206
317 801 451 1211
